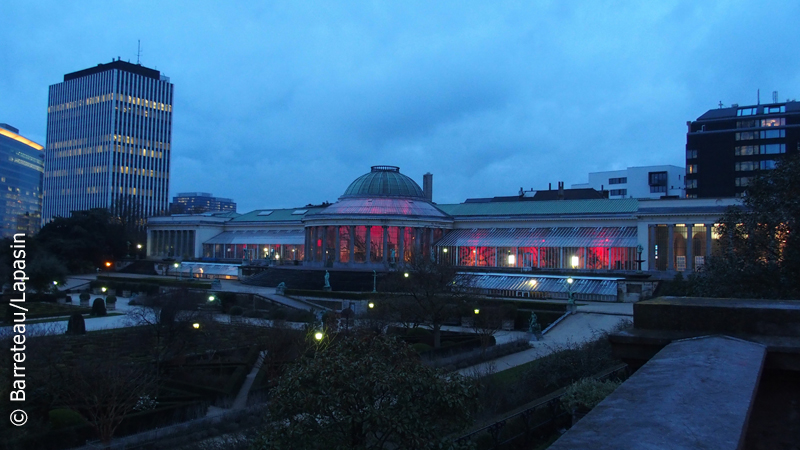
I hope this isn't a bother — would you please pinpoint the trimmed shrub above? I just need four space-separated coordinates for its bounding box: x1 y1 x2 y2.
48 408 88 429
561 378 621 412
406 327 432 337
79 292 90 303
229 306 244 316
411 342 433 353
105 295 117 304
66 313 86 335
91 298 107 317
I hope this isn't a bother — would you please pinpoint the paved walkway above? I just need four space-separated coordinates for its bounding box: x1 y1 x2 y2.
458 311 632 376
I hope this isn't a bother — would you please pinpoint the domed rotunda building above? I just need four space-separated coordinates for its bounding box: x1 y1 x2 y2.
303 166 452 268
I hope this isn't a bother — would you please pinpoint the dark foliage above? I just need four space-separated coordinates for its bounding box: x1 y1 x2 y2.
66 312 86 335
694 153 800 298
90 298 107 317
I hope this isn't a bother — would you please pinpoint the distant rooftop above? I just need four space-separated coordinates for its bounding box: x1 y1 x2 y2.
64 60 162 82
695 99 800 121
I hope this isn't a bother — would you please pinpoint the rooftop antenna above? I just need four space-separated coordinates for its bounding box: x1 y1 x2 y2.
773 91 778 103
757 89 760 105
136 40 141 65
718 101 723 109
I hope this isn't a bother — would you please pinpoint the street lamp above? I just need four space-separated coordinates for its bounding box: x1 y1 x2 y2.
474 308 480 315
314 331 324 341
174 262 180 280
208 295 216 302
566 277 576 313
192 323 200 329
368 302 375 309
404 272 409 278
101 287 107 293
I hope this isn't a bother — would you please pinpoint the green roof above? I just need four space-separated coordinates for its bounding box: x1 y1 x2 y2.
341 166 425 199
436 198 639 217
229 207 327 223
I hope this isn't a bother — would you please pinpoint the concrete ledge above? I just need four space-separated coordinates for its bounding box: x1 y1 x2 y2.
634 297 800 336
550 336 766 450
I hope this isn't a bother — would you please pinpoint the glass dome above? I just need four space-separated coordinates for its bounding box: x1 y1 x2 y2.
341 166 425 200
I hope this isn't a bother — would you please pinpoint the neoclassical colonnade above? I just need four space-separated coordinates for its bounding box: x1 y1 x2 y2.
149 229 196 258
304 225 445 267
647 223 719 272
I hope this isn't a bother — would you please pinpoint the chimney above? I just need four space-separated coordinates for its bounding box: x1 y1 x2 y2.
423 173 433 202
548 182 552 191
558 181 565 200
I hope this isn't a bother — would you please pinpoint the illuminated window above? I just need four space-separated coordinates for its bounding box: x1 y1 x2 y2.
762 118 785 127
686 164 698 174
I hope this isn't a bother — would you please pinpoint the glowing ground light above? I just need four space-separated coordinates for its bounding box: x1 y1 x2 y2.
368 302 375 309
404 273 409 278
208 295 216 302
101 287 107 293
314 332 324 340
193 323 200 329
474 308 480 315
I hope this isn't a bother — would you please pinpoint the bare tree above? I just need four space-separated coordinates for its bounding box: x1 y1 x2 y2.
381 258 474 348
60 358 156 445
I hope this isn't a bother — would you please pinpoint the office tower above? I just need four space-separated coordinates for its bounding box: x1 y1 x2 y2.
43 59 174 226
685 99 800 198
0 124 44 237
170 192 237 214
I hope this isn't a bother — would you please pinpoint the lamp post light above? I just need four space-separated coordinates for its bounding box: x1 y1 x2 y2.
372 270 377 293
314 331 324 341
404 272 409 278
192 323 200 329
174 262 180 280
636 244 644 272
368 302 375 309
566 277 576 314
474 308 480 315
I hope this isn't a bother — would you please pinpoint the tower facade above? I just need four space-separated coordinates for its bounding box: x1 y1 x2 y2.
0 124 44 237
685 100 800 198
43 60 174 226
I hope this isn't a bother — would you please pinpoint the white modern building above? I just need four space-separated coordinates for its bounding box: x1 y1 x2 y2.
572 165 685 199
43 59 174 226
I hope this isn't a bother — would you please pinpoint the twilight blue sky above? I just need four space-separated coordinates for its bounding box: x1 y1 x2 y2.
2 1 800 212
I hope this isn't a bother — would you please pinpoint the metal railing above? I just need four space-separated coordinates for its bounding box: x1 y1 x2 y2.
454 363 629 449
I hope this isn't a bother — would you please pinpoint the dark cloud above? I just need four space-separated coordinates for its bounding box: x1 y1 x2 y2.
2 1 800 211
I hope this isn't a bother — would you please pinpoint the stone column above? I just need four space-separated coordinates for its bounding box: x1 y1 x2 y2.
335 226 341 263
383 226 389 264
648 225 656 271
398 227 405 263
348 225 355 266
365 226 372 264
686 225 694 272
667 224 675 271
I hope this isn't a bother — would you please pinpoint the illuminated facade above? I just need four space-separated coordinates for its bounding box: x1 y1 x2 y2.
147 166 736 274
43 60 174 225
0 124 44 237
